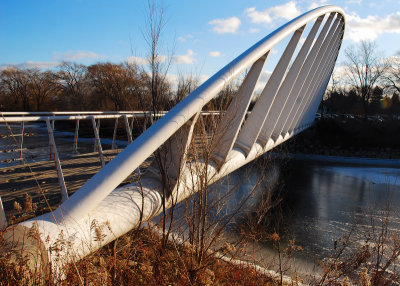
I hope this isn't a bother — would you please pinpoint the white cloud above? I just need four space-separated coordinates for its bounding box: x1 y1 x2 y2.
0 61 59 70
126 56 148 66
56 50 106 61
174 49 196 64
249 28 260 34
164 73 209 91
0 50 106 70
345 11 400 42
256 70 273 92
245 1 301 25
209 51 221 57
308 0 328 10
178 34 194 42
126 54 167 66
198 74 210 85
386 55 400 63
209 17 241 34
166 74 179 86
24 61 59 69
346 0 362 4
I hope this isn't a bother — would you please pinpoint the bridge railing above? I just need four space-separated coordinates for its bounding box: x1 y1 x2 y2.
0 110 222 203
0 111 157 202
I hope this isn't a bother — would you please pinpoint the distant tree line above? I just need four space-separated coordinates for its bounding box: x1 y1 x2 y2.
0 61 238 112
321 41 400 116
0 61 196 111
1 41 399 115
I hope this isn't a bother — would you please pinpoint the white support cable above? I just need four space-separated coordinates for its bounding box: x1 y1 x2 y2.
289 19 344 131
301 28 342 126
268 15 327 139
279 15 342 135
259 13 338 144
212 52 269 165
235 25 305 154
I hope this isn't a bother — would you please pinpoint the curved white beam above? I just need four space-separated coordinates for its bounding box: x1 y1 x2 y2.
57 5 345 222
7 5 346 274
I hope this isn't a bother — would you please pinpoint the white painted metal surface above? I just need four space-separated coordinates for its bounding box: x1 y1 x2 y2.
0 196 7 231
5 5 345 274
45 118 69 202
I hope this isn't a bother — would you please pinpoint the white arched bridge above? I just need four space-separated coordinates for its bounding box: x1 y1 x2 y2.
3 5 345 276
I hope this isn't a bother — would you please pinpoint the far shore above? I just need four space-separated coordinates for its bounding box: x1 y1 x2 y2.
271 152 400 168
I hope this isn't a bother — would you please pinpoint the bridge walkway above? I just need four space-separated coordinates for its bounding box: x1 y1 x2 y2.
0 149 151 219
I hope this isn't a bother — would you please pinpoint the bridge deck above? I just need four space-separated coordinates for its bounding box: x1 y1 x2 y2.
0 149 151 218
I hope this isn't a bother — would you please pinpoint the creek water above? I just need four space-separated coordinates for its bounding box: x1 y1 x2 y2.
215 155 400 276
277 158 400 259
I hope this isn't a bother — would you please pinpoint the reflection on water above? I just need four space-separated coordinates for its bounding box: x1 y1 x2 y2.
212 156 400 276
168 153 400 268
275 158 400 261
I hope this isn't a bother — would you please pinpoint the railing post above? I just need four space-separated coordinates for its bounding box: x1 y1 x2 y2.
46 118 68 202
112 118 118 150
130 116 135 137
91 116 105 167
73 119 80 155
19 120 24 163
93 118 101 152
142 113 147 132
0 196 7 231
49 120 54 160
123 115 132 143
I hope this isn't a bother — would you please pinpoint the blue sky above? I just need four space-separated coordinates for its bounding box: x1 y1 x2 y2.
1 0 400 82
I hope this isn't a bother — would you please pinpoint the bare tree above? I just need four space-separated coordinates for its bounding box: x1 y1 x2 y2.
27 69 59 111
143 0 173 112
174 73 199 105
344 41 386 115
0 67 30 110
205 82 237 110
57 62 88 110
141 0 176 256
383 55 400 94
87 62 142 110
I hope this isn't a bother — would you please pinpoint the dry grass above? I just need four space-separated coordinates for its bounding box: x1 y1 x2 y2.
0 225 279 286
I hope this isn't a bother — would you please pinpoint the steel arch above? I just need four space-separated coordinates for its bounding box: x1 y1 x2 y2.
8 5 345 273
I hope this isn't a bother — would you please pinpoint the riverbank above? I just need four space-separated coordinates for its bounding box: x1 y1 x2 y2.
1 224 282 285
279 117 400 159
276 152 400 167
